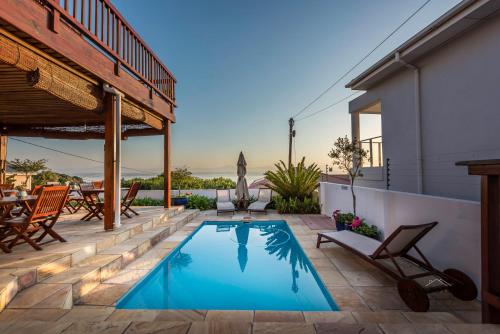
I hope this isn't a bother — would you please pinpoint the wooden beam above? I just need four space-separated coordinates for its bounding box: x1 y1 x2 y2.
0 0 175 122
104 94 117 231
164 120 171 208
0 135 7 184
2 126 162 140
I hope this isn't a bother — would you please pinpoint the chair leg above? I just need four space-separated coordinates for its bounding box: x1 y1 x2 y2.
9 226 42 251
316 234 322 248
129 208 139 216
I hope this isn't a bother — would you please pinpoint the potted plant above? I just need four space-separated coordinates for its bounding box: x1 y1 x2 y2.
332 210 355 231
351 216 379 239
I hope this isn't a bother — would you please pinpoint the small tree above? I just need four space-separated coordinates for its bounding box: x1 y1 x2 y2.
171 167 193 196
8 159 47 190
328 136 368 215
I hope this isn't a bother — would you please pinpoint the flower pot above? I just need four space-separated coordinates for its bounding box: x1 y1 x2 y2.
335 221 345 231
172 197 189 206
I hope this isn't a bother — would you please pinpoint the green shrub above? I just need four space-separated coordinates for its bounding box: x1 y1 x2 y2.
274 196 320 214
352 222 379 239
186 195 216 211
265 157 321 200
132 197 163 206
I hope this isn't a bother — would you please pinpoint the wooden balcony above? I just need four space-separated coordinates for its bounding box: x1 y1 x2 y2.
0 0 176 230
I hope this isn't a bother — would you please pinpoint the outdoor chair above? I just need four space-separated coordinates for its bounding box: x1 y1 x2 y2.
121 182 141 218
79 183 104 221
0 186 69 251
247 188 272 214
216 189 235 215
91 180 103 189
0 183 14 197
316 222 477 312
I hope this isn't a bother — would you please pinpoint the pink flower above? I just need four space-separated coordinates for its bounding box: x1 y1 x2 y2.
351 217 362 229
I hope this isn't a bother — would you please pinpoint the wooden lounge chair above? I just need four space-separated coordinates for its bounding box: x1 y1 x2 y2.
316 222 478 312
216 189 235 215
121 182 141 218
1 186 69 251
248 188 272 214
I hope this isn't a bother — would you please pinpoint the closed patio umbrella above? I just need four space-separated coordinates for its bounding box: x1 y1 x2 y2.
235 224 250 272
235 151 250 208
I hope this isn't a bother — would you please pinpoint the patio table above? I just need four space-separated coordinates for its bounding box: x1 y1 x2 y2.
0 195 37 220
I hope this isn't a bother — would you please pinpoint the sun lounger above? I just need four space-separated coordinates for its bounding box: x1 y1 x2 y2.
216 189 235 215
248 188 272 214
317 222 477 312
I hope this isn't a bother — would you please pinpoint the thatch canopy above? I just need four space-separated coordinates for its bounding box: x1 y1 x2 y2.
0 31 164 139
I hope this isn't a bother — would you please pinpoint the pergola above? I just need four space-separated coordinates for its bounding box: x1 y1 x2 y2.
0 0 175 230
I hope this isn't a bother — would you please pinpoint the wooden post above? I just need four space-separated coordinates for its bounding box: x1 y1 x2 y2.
104 94 117 230
0 135 7 184
456 159 500 323
164 120 171 208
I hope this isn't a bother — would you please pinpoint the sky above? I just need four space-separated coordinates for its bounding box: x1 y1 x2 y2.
7 0 461 178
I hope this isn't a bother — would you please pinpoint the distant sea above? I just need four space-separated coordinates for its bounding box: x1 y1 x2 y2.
76 171 265 185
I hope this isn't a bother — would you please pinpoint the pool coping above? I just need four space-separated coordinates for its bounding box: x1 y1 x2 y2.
115 219 339 311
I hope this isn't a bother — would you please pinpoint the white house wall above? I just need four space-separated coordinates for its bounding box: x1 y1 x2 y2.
350 12 500 201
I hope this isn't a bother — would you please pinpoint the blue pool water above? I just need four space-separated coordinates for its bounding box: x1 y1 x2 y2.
117 221 338 311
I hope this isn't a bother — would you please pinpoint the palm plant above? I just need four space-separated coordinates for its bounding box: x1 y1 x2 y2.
264 157 320 200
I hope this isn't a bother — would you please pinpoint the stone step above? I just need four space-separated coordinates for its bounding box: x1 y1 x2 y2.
3 209 199 308
0 207 190 311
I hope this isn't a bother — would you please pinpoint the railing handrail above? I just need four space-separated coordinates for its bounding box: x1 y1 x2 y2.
360 135 382 142
45 0 176 105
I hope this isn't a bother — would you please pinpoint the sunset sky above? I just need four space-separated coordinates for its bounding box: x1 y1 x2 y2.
7 0 461 178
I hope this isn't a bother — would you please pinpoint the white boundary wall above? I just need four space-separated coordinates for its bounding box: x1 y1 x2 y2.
137 189 262 200
319 182 481 289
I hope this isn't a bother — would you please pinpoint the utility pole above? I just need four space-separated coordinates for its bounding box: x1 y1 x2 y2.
288 117 295 169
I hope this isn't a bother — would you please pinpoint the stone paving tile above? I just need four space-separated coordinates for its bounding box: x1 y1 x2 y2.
205 310 254 322
314 323 383 334
253 311 304 322
341 270 394 287
352 311 409 324
57 306 115 322
125 321 191 334
440 298 482 311
252 322 315 334
188 321 250 334
327 286 370 311
76 283 132 306
7 283 72 309
61 321 131 334
0 308 69 321
107 309 160 322
317 268 349 286
445 324 500 334
1 320 73 334
451 310 481 323
379 323 452 334
156 310 207 321
303 311 356 323
104 269 149 285
402 311 463 324
355 286 410 310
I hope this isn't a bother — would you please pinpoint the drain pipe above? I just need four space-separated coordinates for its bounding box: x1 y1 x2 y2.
103 84 123 228
395 52 423 194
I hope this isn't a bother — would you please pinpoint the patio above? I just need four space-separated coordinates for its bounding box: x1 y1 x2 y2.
0 210 488 334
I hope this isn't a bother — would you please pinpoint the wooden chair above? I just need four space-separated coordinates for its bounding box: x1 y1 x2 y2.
91 180 103 189
0 183 14 197
79 183 104 221
316 222 478 312
121 182 141 218
1 186 69 251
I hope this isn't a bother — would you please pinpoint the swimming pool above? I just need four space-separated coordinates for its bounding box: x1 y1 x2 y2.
117 220 338 311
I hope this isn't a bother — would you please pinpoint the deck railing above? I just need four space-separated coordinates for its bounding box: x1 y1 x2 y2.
360 136 383 167
46 0 176 104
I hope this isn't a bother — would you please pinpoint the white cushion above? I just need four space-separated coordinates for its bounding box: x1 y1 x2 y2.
321 230 381 257
248 201 268 211
217 201 235 211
